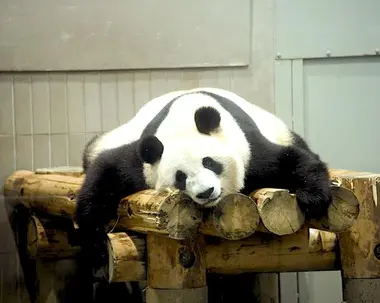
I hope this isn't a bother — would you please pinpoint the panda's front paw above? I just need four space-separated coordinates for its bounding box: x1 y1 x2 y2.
295 185 332 220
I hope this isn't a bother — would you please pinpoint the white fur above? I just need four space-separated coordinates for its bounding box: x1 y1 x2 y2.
86 87 293 207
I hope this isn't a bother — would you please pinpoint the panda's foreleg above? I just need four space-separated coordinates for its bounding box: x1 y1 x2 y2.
75 159 122 281
279 146 333 220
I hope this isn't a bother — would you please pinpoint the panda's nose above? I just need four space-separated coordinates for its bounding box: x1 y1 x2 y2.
196 187 214 200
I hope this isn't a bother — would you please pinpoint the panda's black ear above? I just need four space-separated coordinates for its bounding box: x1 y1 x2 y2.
194 106 221 135
138 135 164 164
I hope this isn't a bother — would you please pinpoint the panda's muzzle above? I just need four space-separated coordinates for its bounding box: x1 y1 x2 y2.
196 187 215 200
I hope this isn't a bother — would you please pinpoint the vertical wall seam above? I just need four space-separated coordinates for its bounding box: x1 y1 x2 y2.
116 72 121 126
11 76 16 170
132 72 136 115
47 73 52 167
29 75 34 171
99 72 103 133
290 60 294 130
82 74 87 137
64 74 70 165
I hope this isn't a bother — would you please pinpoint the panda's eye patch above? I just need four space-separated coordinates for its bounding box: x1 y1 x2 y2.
175 170 187 190
202 157 223 175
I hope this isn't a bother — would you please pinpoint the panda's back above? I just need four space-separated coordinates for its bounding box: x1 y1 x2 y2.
84 87 293 169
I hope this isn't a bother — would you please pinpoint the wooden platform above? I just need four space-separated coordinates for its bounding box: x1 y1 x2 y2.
3 167 380 303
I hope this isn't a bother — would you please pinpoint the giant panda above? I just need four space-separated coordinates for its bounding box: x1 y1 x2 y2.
76 87 332 282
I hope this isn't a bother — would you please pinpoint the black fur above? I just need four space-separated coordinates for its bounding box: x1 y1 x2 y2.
194 106 221 134
196 187 215 199
138 135 164 164
198 90 332 219
75 140 149 301
202 156 223 175
83 133 102 173
175 170 187 190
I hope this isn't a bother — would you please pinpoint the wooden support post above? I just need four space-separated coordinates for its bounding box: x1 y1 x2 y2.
330 170 380 303
146 234 208 303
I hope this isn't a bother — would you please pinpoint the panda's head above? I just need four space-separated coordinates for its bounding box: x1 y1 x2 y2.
137 107 245 208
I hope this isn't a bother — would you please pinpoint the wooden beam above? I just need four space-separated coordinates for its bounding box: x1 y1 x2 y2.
205 227 339 274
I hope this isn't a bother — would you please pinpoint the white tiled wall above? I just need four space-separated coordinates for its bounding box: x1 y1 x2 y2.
0 66 274 187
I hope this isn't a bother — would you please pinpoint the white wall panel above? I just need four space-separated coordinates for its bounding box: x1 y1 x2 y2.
275 0 380 59
0 0 251 71
302 57 380 173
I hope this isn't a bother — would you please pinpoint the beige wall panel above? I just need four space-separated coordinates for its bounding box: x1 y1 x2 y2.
133 72 151 112
116 73 135 124
15 135 33 170
13 75 32 135
84 73 102 133
49 73 68 134
33 134 50 169
165 70 184 92
0 0 250 71
67 74 85 133
31 74 50 134
68 133 85 166
0 136 14 189
179 70 200 90
50 134 68 167
0 75 14 135
100 73 119 131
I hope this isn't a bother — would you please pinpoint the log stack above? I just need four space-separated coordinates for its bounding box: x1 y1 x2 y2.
3 167 371 303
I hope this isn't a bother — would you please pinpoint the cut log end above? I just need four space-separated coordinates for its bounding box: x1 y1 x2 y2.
118 189 202 240
162 191 203 240
309 184 360 233
26 216 79 259
107 232 146 283
210 193 260 240
251 188 305 236
308 228 337 253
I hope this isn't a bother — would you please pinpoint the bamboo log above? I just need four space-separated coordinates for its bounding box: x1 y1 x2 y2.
116 188 202 240
201 193 260 240
308 228 337 253
107 232 146 283
35 166 84 177
5 171 261 240
23 222 341 284
249 184 359 235
308 182 360 233
4 169 360 240
4 170 80 218
26 215 80 259
251 188 305 235
205 227 339 274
